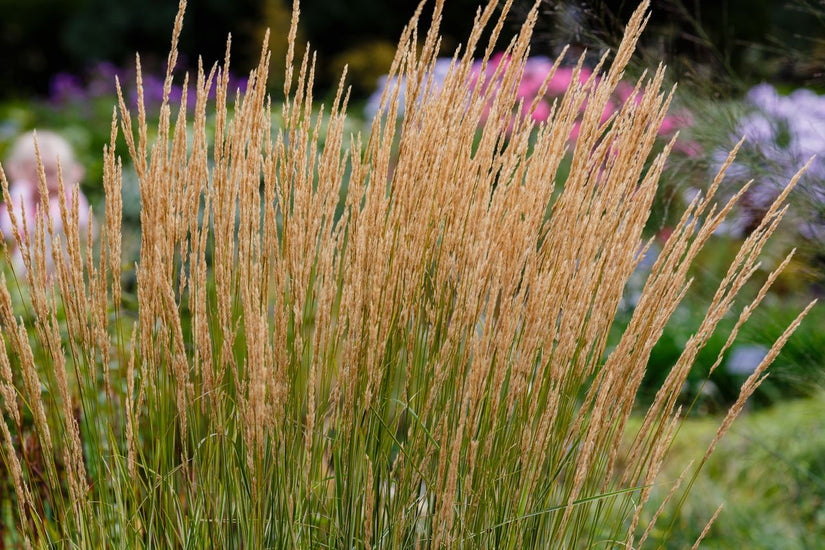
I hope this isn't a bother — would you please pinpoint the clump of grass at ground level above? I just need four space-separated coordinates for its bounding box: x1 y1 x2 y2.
0 0 814 547
636 395 825 549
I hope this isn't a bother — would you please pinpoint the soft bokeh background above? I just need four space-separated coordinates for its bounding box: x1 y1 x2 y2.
1 0 823 100
1 1 824 547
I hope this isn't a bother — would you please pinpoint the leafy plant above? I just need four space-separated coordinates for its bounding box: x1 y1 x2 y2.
637 395 825 548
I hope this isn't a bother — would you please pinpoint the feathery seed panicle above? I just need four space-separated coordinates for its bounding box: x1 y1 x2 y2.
636 458 693 547
125 324 138 481
103 108 123 307
0 334 20 428
0 279 54 460
692 503 724 550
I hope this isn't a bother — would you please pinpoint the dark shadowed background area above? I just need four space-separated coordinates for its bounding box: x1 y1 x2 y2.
0 0 822 102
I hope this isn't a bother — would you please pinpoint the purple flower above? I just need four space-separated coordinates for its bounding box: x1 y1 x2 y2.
738 113 775 145
87 61 120 97
49 73 86 104
225 74 249 97
726 345 768 376
746 83 780 112
143 74 166 107
714 83 825 238
43 62 248 119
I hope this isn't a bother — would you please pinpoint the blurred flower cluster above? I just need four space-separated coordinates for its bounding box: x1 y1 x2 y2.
50 61 248 113
714 84 825 239
365 54 693 145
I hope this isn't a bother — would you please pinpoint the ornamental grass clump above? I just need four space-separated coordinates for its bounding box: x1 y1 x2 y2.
0 0 814 547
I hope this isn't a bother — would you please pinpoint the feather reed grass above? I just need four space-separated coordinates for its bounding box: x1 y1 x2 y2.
0 0 814 547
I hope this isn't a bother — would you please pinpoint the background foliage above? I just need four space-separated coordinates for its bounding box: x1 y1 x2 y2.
1 0 823 101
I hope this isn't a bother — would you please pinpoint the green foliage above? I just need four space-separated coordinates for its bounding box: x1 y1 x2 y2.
640 396 825 549
620 235 825 410
328 41 398 95
579 0 825 91
0 0 261 99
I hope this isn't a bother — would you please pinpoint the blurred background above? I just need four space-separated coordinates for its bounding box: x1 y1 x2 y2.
2 0 823 198
1 1 824 546
1 0 822 101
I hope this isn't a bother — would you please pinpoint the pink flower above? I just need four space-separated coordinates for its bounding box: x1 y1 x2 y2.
569 121 582 141
531 100 552 123
488 53 510 76
674 140 703 157
519 58 554 98
545 67 593 96
659 110 693 134
614 81 639 105
465 52 695 144
601 100 616 125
